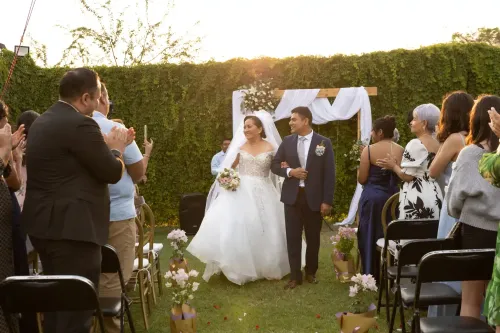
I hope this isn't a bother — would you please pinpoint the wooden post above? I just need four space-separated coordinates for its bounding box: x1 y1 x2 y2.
357 112 360 141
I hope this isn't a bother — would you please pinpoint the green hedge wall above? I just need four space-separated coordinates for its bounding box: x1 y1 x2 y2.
2 43 500 223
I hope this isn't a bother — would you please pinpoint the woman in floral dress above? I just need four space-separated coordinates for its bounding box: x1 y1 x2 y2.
378 103 443 220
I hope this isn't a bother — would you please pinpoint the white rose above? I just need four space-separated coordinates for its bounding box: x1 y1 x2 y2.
189 270 199 278
188 294 194 300
166 282 172 288
192 282 200 291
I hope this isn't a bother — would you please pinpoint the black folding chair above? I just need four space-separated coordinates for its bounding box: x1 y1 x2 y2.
100 244 136 333
0 275 105 333
388 238 459 333
413 249 495 333
378 219 439 323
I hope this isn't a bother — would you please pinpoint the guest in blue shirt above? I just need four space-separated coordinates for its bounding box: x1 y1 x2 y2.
92 83 145 333
211 138 231 176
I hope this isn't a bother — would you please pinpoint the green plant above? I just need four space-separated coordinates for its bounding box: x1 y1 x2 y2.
3 43 500 223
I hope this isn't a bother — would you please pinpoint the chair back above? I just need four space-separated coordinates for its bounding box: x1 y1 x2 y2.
101 245 121 274
134 217 146 270
396 238 457 282
0 275 105 332
381 219 439 258
417 249 495 284
381 193 399 235
140 204 156 255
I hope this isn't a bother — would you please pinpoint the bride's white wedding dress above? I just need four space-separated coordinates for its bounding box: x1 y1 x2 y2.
187 149 305 285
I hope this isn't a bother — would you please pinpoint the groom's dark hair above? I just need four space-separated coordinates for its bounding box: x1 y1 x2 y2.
291 106 313 126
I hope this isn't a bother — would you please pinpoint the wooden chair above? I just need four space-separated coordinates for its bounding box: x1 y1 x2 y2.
140 203 164 300
128 217 155 331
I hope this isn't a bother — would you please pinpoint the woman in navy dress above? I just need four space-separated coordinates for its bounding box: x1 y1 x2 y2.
357 116 404 278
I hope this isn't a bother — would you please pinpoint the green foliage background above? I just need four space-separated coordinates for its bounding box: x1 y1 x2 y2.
1 43 500 223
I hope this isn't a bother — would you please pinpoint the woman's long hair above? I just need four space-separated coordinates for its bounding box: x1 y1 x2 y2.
436 91 474 143
466 95 500 152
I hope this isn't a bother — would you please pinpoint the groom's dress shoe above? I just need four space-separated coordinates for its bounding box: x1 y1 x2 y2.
305 275 319 284
284 280 302 290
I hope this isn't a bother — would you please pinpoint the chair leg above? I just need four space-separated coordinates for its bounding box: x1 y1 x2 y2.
377 260 385 315
124 295 136 333
385 276 391 323
138 272 150 331
156 256 163 296
389 286 400 333
399 290 406 333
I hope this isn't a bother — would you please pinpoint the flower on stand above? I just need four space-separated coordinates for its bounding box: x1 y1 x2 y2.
348 273 378 314
165 269 200 307
167 229 188 260
217 168 241 191
166 269 200 333
330 227 357 261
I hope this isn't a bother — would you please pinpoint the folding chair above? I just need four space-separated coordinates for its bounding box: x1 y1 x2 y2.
377 219 439 323
100 245 136 333
140 203 164 298
388 238 459 333
0 275 105 333
413 249 495 333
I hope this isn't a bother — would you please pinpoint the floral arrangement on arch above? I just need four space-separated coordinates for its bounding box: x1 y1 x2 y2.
240 79 277 114
167 229 189 260
331 227 357 261
344 140 368 171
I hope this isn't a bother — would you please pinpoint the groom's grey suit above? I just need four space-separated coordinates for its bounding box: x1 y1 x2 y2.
271 131 335 282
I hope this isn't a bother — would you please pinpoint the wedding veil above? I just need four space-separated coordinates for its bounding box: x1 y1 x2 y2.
205 110 283 212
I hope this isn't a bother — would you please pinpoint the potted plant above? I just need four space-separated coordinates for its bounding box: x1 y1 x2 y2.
165 268 200 333
331 227 357 282
167 229 189 272
336 274 378 333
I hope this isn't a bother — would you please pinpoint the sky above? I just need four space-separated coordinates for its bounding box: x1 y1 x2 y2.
2 0 500 66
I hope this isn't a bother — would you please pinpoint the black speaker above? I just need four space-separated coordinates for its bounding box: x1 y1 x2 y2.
179 193 206 235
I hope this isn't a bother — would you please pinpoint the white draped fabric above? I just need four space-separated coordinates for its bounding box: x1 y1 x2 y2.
232 87 373 225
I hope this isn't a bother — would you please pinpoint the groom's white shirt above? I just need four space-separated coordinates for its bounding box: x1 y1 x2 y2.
286 130 314 187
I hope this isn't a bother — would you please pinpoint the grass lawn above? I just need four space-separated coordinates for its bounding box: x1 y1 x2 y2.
129 227 399 333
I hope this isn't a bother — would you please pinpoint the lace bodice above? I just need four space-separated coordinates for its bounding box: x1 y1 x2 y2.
238 150 273 177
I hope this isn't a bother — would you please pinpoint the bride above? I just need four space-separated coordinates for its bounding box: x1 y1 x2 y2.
187 111 305 285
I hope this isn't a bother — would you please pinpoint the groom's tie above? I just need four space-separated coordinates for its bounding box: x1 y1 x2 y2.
298 136 306 168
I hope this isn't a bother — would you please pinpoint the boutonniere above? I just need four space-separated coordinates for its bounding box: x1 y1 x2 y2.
315 141 326 156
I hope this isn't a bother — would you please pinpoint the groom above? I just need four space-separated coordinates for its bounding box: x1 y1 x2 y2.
271 106 335 290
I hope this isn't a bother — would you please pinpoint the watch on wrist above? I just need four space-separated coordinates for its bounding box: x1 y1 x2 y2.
111 149 122 159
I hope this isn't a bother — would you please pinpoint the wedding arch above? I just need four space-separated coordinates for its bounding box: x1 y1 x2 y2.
232 86 378 225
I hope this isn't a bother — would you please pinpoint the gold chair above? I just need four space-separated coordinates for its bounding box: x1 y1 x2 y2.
128 217 155 330
140 204 164 300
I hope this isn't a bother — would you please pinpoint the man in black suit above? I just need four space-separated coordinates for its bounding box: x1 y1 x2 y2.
21 68 131 333
271 106 335 290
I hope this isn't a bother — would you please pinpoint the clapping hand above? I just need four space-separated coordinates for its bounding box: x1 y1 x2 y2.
126 127 136 146
12 125 25 149
376 153 397 170
103 126 128 153
488 107 500 138
0 124 12 163
13 139 26 163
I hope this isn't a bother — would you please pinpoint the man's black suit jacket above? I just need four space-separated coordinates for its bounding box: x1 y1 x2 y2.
21 101 123 246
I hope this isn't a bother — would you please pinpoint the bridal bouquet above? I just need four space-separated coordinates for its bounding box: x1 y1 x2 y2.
336 274 378 333
218 168 240 191
479 143 500 187
331 227 357 282
166 269 200 333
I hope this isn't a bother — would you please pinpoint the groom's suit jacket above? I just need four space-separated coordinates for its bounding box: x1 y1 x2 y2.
271 132 335 211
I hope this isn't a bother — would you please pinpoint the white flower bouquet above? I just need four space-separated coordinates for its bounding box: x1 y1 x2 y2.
217 168 240 191
166 269 200 333
336 274 378 333
167 229 188 260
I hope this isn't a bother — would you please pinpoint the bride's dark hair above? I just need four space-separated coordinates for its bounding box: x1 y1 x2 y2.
244 115 267 138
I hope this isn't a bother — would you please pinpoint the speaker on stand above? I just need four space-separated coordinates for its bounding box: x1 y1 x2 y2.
179 193 206 235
